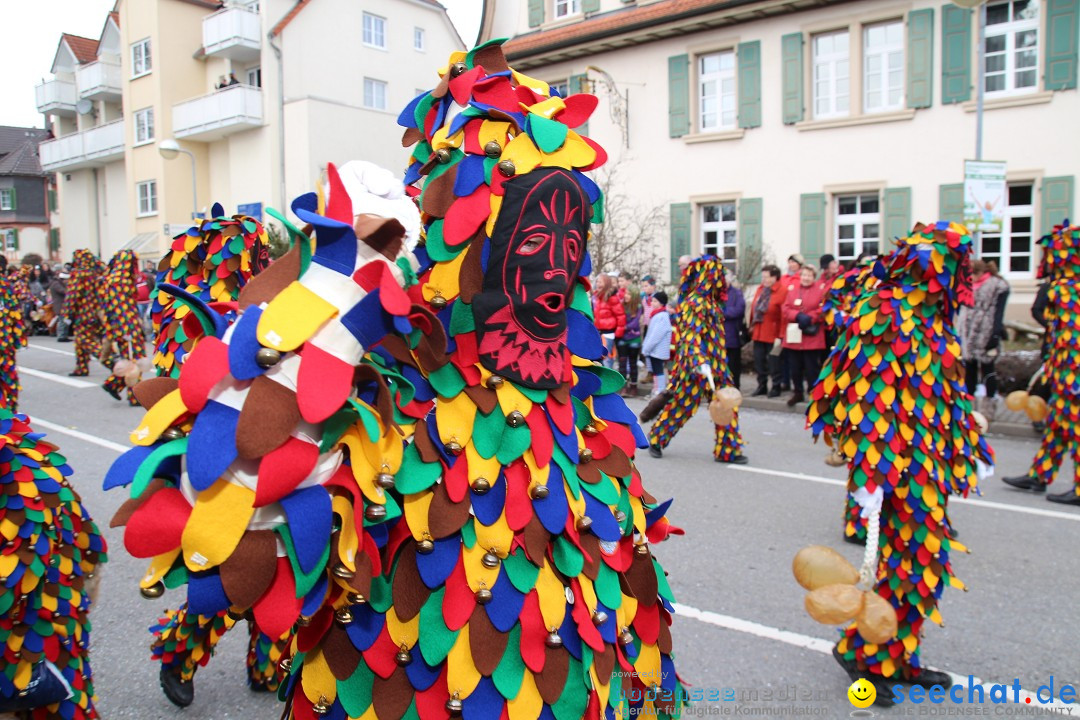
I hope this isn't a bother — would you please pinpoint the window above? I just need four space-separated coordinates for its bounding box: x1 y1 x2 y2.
701 203 738 269
246 66 262 88
863 21 904 113
364 78 387 110
131 38 151 77
554 0 580 19
980 183 1034 275
551 80 569 98
813 30 850 119
363 13 386 49
699 51 737 131
0 189 14 211
985 0 1039 95
2 229 18 251
413 27 425 51
137 180 157 217
134 107 154 145
835 194 880 263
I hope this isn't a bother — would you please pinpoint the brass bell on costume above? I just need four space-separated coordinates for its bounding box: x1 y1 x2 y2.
335 607 354 624
332 564 355 580
530 484 549 500
395 645 412 666
347 593 367 605
449 61 468 77
471 477 491 494
635 543 650 556
375 472 396 490
579 447 594 462
445 440 463 455
483 140 502 158
140 581 165 599
475 587 493 604
497 159 516 177
592 610 608 626
481 551 500 568
619 628 634 645
313 698 331 715
255 347 282 368
417 538 435 554
430 292 448 310
486 375 504 389
576 515 593 531
506 410 526 427
615 511 627 523
364 504 387 521
161 427 186 441
582 423 599 436
545 630 563 648
433 147 452 164
446 696 464 715
279 657 293 672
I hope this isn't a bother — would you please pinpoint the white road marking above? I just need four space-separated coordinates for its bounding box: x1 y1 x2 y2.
22 342 76 357
19 366 96 389
727 464 1080 523
26 416 129 453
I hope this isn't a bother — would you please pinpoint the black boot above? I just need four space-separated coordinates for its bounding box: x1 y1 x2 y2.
1002 476 1047 492
842 532 866 546
786 391 805 407
751 385 768 397
715 454 749 465
160 665 194 707
832 644 896 707
1046 488 1080 506
648 444 662 459
906 668 953 689
767 387 781 398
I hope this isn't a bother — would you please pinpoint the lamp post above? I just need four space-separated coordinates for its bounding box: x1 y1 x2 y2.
952 0 987 253
158 138 198 221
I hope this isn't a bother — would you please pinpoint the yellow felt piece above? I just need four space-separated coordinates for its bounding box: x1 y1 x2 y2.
478 120 512 151
579 577 598 611
181 478 256 572
301 649 338 705
591 667 611 711
629 495 646 535
525 96 567 120
503 133 542 175
486 194 503 238
534 561 568 630
541 131 596 170
507 671 543 720
447 625 482 697
141 548 182 589
521 452 550 486
130 388 188 445
387 609 419 646
404 492 434 541
462 541 500 591
0 516 18 542
431 124 464 151
633 642 661 689
616 595 638 627
13 659 31 691
436 393 475 445
332 495 360 571
42 593 58 613
511 70 550 95
465 443 501 486
341 430 383 506
473 512 513 564
881 657 897 677
438 51 468 77
571 354 594 367
56 555 72 577
495 382 533 419
256 280 337 351
0 551 19 578
359 418 404 475
424 249 466 304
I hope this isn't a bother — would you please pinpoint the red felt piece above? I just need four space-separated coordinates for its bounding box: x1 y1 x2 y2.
513 85 544 108
449 66 484 105
570 579 605 652
545 395 574 435
297 344 354 424
472 75 518 114
451 331 479 366
503 461 532 532
296 606 334 654
361 625 400 680
324 162 353 225
253 557 302 638
178 336 229 412
584 691 601 720
632 603 660 645
583 430 611 460
443 453 469 503
579 135 608 172
414 666 449 720
443 186 491 248
442 558 475 631
557 94 598 128
603 422 637 458
255 436 320 507
124 487 191 558
524 408 552 467
292 695 318 720
519 590 547 673
462 119 484 156
181 313 209 345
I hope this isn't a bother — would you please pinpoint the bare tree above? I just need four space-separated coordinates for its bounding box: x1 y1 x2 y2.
588 159 666 281
734 242 777 289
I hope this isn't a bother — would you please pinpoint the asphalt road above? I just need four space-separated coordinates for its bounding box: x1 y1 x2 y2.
12 337 1079 719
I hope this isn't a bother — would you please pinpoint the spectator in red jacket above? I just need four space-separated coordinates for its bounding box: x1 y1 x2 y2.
750 264 787 397
781 264 828 406
593 273 625 367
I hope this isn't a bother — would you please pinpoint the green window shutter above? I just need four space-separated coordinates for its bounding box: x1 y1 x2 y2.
907 9 934 108
941 4 972 104
737 41 761 129
670 203 691 282
528 0 544 28
799 193 826 265
48 189 57 213
668 54 690 138
582 0 600 13
1045 0 1079 90
570 74 590 136
12 229 18 251
738 198 763 268
939 183 964 223
1041 176 1075 235
883 187 912 240
49 228 59 252
781 33 804 124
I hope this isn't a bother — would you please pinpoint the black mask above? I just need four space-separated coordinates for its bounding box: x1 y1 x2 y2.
472 168 589 388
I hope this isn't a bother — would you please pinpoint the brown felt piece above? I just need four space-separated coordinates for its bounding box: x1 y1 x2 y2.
623 548 658 608
463 384 497 415
411 309 449 372
239 243 301 310
322 623 363 680
640 488 657 505
379 335 419 369
577 533 601 580
457 233 485 304
596 446 632 480
235 375 300 459
220 530 279 608
657 614 673 654
427 480 470 538
469 605 508 676
412 419 441 464
535 646 569 705
133 377 179 410
109 477 167 528
576 461 601 486
354 215 405 262
420 166 458 220
472 45 510 74
390 544 429 622
347 553 374 596
430 75 449 99
487 107 522 133
402 127 423 148
372 667 415 720
549 383 571 406
522 515 551 566
418 154 440 179
223 224 241 237
4 508 24 527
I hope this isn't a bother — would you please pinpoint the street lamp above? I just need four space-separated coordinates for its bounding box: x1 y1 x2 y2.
158 138 199 221
952 0 987 253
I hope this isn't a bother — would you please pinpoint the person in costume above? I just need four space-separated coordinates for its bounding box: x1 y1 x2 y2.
100 249 147 405
808 222 993 704
0 257 27 411
646 255 747 465
66 251 104 377
1003 222 1080 505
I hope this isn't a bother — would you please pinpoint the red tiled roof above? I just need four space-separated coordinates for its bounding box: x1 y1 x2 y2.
62 34 99 64
109 11 119 28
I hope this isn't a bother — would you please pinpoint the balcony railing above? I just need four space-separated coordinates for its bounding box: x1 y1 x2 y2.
173 84 262 141
77 60 122 101
202 6 261 61
35 78 77 116
39 119 125 171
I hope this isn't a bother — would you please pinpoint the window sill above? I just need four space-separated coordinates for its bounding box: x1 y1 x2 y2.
961 91 1053 113
131 70 151 80
362 43 388 52
683 129 745 144
795 108 916 132
135 212 158 219
133 139 154 148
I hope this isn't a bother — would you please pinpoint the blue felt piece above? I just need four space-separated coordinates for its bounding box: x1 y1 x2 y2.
566 309 605 361
402 365 434 403
462 677 502 720
404 652 441 691
644 498 673 527
345 603 384 651
416 536 460 589
33 477 60 494
629 420 649 449
187 401 240 491
452 155 487 198
581 492 622 543
534 463 569 535
226 305 267 380
539 706 557 720
321 701 346 720
545 409 579 463
368 521 390 548
470 469 506 526
412 245 434 275
188 571 230 616
279 485 333 575
580 251 592 278
301 573 328 617
557 605 582 661
591 392 637 426
570 370 601 401
157 284 226 338
20 632 43 654
211 202 224 218
572 170 601 204
425 414 456 466
485 568 525 633
103 445 157 490
341 292 395 350
403 161 423 187
397 92 426 127
392 314 413 336
293 208 355 276
595 601 616 645
479 233 491 272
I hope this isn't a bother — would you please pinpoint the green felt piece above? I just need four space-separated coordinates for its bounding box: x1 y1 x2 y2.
278 524 330 598
551 657 588 720
336 657 375 717
529 115 569 154
395 443 441 494
242 219 258 234
163 563 188 590
132 438 189 499
472 408 505 460
449 299 476 335
570 284 592 316
514 383 548 403
553 536 584 577
652 558 675 601
591 196 605 224
368 572 392 613
495 423 531 465
594 562 622 610
429 363 466 399
615 491 632 537
320 405 358 454
418 587 459 666
579 365 625 395
352 400 381 444
552 448 582 500
401 700 421 720
581 472 619 504
414 95 437 130
461 518 476 549
395 256 418 289
503 549 540 594
491 624 526 700
425 220 457 262
484 157 497 185
364 494 401 526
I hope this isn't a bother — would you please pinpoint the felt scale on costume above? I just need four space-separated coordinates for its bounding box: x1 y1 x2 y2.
807 222 993 680
68 250 105 377
647 256 743 461
0 410 107 719
101 250 147 405
0 272 26 410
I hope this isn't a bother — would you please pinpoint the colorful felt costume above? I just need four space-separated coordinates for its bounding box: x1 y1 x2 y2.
67 251 104 377
0 409 107 719
0 272 27 411
808 222 993 681
101 250 147 405
648 256 744 462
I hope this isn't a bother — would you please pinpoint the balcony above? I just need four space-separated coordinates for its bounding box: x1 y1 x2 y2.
39 119 125 171
35 79 77 116
202 6 261 61
77 60 122 102
173 84 262 142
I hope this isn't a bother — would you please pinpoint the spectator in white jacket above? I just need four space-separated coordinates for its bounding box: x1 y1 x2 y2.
640 290 672 396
